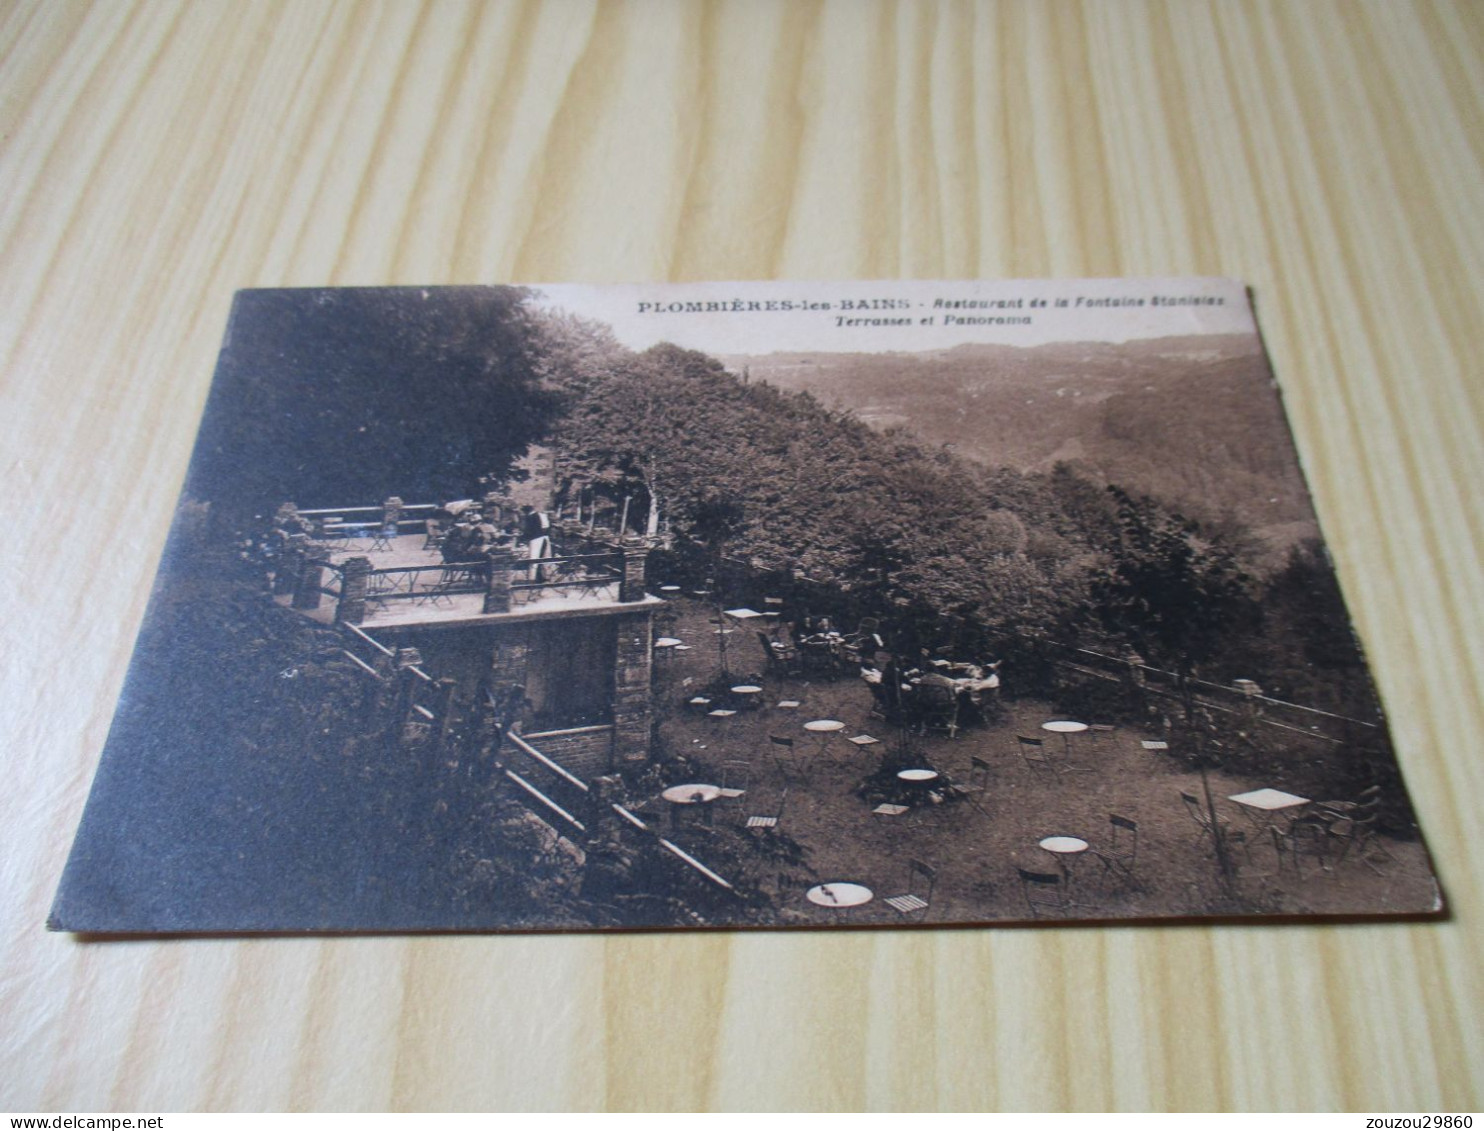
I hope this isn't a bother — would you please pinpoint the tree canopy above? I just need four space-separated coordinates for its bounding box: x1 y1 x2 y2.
535 309 1372 714
187 287 559 519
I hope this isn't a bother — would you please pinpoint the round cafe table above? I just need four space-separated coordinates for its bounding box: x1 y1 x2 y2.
807 882 873 908
803 718 846 757
729 684 763 710
662 783 723 828
897 768 940 783
662 783 722 804
1041 719 1089 756
1039 835 1090 884
1039 835 1089 855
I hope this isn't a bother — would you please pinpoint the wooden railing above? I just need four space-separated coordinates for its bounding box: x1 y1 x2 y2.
1025 634 1381 745
355 553 624 611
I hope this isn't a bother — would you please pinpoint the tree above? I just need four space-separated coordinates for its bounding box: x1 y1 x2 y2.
186 287 559 522
1090 486 1260 683
1090 486 1262 896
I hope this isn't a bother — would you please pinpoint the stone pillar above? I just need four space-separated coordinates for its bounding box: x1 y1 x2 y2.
488 626 531 688
392 647 424 742
483 547 513 614
273 533 308 596
381 496 404 532
432 678 458 756
1234 678 1263 744
336 556 372 625
611 611 653 765
291 547 330 609
619 541 649 603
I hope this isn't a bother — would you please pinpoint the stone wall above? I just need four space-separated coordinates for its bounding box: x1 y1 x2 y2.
610 610 653 764
485 607 654 770
521 726 615 779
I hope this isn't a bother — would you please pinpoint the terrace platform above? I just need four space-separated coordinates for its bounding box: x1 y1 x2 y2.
278 532 660 631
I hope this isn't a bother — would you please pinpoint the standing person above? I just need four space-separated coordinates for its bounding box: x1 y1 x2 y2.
521 505 553 580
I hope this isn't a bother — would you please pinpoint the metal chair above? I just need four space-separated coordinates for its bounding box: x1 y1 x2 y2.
767 734 804 782
756 631 801 679
1274 811 1334 876
1179 791 1250 863
719 759 750 800
1093 814 1139 887
746 787 788 829
1315 785 1381 830
1320 794 1392 873
1017 867 1072 918
1015 735 1060 778
883 859 936 920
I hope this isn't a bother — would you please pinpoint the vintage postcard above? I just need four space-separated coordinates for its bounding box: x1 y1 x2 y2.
51 278 1441 932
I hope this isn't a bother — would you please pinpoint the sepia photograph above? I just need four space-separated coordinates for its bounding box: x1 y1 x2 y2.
51 278 1440 932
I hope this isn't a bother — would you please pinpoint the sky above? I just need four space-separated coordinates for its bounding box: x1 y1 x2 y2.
531 276 1258 356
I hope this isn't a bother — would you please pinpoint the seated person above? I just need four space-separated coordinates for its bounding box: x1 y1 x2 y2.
916 669 958 693
441 519 476 563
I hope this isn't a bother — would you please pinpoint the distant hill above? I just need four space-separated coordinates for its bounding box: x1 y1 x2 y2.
721 334 1319 553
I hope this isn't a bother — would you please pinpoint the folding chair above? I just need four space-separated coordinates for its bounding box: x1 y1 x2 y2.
883 859 937 921
1093 814 1139 886
767 734 805 782
1180 791 1250 863
1319 792 1392 873
1015 735 1060 778
1321 784 1382 811
756 630 801 679
719 759 750 800
1017 867 1072 918
746 787 788 829
965 755 992 797
1274 811 1334 877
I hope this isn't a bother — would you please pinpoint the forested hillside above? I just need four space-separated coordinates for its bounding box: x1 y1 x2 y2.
539 313 1375 715
723 336 1316 551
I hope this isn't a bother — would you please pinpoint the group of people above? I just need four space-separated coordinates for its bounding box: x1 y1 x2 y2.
436 500 553 567
861 647 1005 729
764 610 1005 728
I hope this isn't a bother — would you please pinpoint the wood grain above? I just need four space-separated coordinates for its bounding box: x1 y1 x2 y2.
2 0 1481 1111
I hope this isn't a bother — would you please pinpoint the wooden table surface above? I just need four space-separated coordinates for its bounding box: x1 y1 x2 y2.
4 0 1482 1112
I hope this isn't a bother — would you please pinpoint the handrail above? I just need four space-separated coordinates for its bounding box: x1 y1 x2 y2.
612 804 649 831
506 732 591 793
297 504 437 516
1027 634 1379 730
504 770 586 832
344 623 394 657
609 806 735 891
364 553 619 577
340 650 382 678
657 838 735 890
